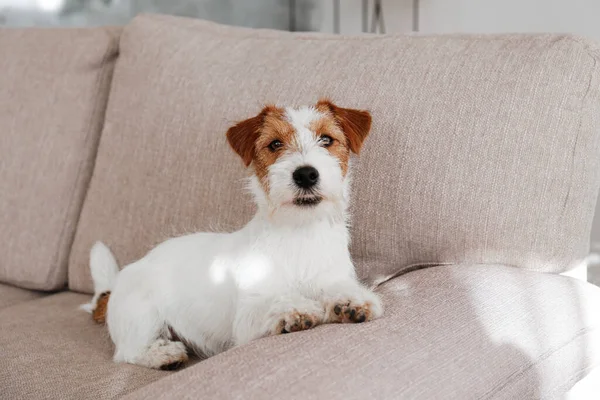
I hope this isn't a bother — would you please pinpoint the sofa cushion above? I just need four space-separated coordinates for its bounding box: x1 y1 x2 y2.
68 14 600 293
122 264 600 400
2 266 598 399
0 283 44 309
0 292 170 400
0 27 120 290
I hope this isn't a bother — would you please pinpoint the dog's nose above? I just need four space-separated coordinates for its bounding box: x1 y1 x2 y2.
293 166 319 189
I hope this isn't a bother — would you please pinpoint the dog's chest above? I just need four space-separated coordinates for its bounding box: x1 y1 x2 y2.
233 222 351 287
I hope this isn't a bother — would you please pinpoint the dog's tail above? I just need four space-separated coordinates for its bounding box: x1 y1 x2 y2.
79 241 119 324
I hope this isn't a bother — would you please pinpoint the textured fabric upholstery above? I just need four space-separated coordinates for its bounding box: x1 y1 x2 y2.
0 283 44 309
0 292 170 400
3 265 599 399
68 15 600 293
122 264 600 400
0 27 120 290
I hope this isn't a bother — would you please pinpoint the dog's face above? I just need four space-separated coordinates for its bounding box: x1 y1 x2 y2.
226 100 371 214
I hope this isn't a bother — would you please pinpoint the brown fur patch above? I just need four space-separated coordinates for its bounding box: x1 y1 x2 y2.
92 291 110 324
316 99 372 154
226 105 282 167
309 115 350 176
252 109 295 191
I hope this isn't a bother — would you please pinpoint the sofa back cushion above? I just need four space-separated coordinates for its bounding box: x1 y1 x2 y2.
0 27 119 290
69 14 600 293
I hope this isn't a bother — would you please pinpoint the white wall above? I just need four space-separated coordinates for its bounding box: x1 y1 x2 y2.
320 0 413 34
321 0 600 39
420 0 600 40
320 0 600 254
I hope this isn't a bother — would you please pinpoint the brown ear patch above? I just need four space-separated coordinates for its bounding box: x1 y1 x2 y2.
316 99 372 154
92 291 110 324
226 105 283 167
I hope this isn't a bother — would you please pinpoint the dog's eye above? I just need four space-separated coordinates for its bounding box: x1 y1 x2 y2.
268 140 283 152
319 135 334 147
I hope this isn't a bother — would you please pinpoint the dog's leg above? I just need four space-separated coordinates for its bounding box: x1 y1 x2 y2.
131 339 189 370
317 280 383 324
108 292 188 370
232 293 325 346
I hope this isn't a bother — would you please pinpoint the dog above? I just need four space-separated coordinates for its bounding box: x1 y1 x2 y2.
81 99 383 370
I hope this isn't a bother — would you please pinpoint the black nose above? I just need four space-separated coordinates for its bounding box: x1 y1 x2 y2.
293 166 319 189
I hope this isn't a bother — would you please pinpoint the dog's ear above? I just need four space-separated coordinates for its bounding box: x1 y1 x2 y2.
316 99 372 154
226 106 275 167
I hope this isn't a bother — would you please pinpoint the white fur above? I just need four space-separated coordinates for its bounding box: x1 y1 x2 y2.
84 105 382 369
80 242 119 313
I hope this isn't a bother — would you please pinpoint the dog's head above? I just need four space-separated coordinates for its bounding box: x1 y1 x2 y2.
226 99 371 218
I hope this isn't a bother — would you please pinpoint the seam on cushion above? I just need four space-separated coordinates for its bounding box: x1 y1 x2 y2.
564 35 600 63
372 262 455 288
479 325 600 399
0 283 53 310
373 262 524 289
47 29 118 291
562 41 600 260
373 262 544 289
374 258 593 290
376 265 600 294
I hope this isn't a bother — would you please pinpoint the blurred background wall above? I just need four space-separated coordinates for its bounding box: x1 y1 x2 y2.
0 0 319 30
321 0 600 41
3 1 599 40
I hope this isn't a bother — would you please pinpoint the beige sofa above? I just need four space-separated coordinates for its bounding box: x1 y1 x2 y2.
2 13 600 400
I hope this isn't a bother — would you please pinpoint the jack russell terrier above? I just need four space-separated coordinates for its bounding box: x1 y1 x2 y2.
82 99 383 370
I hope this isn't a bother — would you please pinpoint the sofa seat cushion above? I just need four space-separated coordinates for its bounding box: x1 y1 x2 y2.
0 283 44 309
0 27 120 290
0 292 170 400
123 264 600 400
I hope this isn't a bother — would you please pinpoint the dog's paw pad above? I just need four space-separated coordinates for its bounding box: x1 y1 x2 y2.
329 301 373 323
275 311 319 335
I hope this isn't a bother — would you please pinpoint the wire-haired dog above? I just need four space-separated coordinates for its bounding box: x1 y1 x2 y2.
82 99 383 370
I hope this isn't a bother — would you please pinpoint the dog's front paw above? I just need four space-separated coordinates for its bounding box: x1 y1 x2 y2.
325 291 383 324
274 311 321 334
